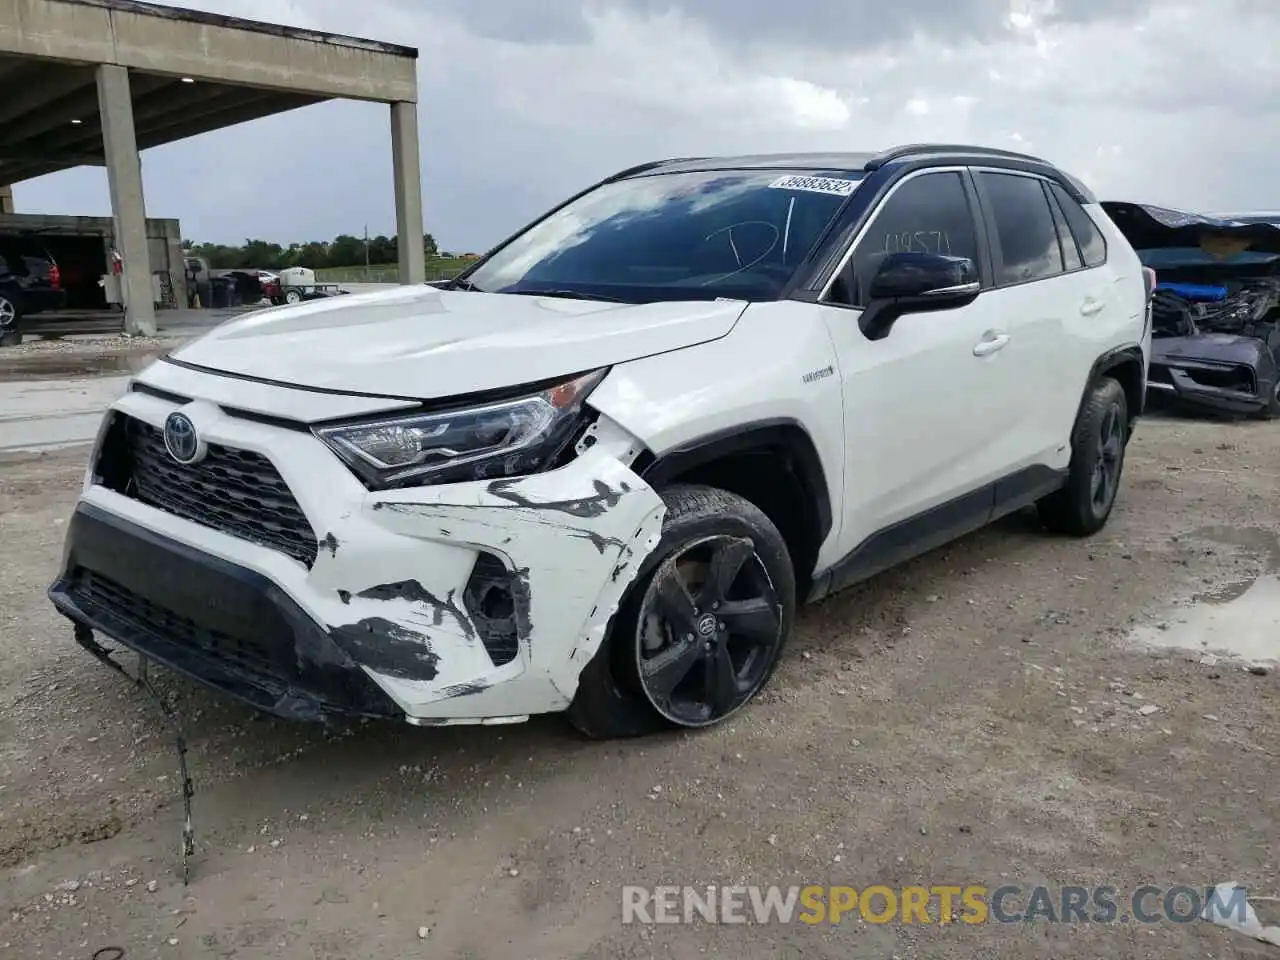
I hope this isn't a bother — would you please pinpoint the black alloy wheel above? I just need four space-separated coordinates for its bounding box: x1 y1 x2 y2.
634 534 784 727
1092 399 1124 514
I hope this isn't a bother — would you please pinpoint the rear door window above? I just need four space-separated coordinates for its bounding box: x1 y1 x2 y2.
978 172 1064 285
1050 183 1107 267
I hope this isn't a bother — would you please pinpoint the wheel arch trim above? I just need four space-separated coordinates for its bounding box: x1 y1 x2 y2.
633 417 834 546
1086 343 1146 421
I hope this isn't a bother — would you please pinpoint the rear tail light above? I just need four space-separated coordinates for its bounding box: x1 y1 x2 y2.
48 263 61 289
1142 266 1157 301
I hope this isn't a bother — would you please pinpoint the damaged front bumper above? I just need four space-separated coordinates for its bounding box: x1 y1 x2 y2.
48 377 666 725
1147 335 1279 416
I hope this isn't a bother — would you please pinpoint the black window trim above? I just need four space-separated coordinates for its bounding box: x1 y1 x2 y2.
969 166 1102 290
1043 180 1084 270
817 165 992 310
1048 180 1109 268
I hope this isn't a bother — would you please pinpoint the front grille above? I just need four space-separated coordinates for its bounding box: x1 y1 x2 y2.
98 414 320 567
71 569 282 678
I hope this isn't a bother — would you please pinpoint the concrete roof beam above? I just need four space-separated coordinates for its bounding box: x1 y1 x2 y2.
0 63 96 125
0 71 169 144
0 0 419 102
12 81 291 159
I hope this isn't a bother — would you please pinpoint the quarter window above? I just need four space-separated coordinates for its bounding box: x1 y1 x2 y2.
979 172 1064 284
1045 184 1083 271
1050 182 1107 267
845 171 979 306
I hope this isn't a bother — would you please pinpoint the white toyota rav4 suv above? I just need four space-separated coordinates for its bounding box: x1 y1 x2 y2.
51 144 1152 739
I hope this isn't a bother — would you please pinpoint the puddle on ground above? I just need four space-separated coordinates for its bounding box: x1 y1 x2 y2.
0 350 164 382
1130 575 1280 666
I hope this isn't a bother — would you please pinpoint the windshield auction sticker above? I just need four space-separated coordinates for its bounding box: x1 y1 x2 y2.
768 175 859 196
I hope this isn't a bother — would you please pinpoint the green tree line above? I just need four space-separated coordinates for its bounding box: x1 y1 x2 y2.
182 233 451 270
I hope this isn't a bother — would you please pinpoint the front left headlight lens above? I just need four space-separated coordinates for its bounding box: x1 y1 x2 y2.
314 368 607 489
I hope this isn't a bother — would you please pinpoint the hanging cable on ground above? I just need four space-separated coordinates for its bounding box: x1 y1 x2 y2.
72 624 196 885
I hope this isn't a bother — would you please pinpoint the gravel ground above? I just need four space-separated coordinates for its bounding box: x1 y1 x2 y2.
0 336 185 383
1 414 1278 959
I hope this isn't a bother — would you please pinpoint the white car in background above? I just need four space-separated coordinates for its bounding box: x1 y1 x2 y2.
50 144 1151 738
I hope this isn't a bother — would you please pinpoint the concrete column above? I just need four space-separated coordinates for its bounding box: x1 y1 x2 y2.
96 65 156 335
0 185 13 214
390 101 425 285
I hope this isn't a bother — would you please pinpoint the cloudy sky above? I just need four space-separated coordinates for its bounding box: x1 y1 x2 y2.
14 0 1280 252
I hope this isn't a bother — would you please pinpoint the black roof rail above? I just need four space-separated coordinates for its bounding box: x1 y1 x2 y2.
604 157 708 182
864 143 1049 171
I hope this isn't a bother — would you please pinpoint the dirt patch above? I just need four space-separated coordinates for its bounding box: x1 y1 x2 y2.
0 335 185 382
1 419 1278 959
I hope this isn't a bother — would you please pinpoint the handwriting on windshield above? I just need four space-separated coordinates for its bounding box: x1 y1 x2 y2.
882 230 953 255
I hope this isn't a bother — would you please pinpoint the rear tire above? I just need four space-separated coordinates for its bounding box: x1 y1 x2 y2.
1038 376 1129 536
566 484 796 740
0 293 22 347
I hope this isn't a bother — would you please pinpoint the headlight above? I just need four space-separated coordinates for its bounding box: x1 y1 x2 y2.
314 368 607 489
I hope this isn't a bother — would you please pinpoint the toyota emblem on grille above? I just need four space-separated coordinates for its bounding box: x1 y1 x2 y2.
163 411 203 464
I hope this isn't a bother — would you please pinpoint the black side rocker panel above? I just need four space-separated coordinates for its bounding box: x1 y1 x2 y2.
807 463 1067 603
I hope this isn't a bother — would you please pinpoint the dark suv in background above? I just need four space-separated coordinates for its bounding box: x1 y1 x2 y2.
0 236 67 346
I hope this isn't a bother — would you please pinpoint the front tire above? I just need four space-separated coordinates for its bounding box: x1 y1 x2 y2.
566 484 796 740
1038 376 1129 536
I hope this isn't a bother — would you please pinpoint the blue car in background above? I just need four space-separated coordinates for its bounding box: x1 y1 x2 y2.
1102 203 1280 419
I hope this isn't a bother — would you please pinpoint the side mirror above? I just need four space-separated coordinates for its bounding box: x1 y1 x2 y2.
861 251 980 340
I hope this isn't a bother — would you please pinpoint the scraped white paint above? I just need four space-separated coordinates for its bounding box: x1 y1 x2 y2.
1128 576 1280 666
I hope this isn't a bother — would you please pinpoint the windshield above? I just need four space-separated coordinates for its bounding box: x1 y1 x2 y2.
460 169 862 303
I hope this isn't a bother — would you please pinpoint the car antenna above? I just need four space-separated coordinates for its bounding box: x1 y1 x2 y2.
72 625 197 884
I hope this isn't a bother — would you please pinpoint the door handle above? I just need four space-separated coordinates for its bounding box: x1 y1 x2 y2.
1080 298 1106 316
973 332 1010 357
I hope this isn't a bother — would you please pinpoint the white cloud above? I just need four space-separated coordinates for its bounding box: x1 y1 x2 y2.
12 0 1280 249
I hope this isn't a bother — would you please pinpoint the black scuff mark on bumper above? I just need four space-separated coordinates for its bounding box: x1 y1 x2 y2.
568 529 628 554
357 580 477 641
439 681 489 698
374 502 625 554
610 544 636 582
485 477 629 519
329 617 441 682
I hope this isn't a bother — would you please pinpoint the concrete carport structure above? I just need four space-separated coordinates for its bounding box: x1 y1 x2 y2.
0 0 424 334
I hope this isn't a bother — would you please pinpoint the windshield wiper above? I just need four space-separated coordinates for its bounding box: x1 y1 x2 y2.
446 277 482 291
506 288 626 303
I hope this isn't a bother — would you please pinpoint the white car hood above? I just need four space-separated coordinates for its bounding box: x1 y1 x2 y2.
169 286 747 398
